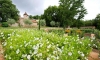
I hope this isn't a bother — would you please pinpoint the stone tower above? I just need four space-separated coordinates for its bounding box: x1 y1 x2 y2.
23 12 28 19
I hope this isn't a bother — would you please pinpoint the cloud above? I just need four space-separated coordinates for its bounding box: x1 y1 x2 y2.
84 0 100 20
12 0 45 16
12 0 100 20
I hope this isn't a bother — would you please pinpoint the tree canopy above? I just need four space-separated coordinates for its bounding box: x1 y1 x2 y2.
94 14 100 30
43 0 87 28
0 0 19 22
43 6 60 26
59 0 87 28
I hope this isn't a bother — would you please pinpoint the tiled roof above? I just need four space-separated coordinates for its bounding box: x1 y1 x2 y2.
24 12 28 15
31 20 37 23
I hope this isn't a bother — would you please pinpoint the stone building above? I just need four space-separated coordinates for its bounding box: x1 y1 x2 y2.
18 12 38 27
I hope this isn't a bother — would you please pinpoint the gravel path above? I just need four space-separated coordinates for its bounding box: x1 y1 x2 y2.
0 42 4 60
88 49 100 60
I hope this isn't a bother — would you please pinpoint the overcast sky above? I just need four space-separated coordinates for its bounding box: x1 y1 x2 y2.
12 0 100 20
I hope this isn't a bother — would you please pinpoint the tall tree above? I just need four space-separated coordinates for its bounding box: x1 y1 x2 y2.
0 0 19 22
29 15 33 19
43 6 60 26
33 15 40 19
59 0 87 29
94 14 100 30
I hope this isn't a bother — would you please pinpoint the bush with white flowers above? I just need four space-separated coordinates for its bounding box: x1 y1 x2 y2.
0 29 92 60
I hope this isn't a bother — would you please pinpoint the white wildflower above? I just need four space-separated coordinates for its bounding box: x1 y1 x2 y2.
5 54 7 58
37 53 42 57
1 32 3 35
22 54 27 58
9 56 11 59
33 45 39 50
25 43 28 47
79 42 82 44
3 37 5 39
16 49 20 54
34 50 38 54
56 56 59 59
10 46 13 49
88 44 91 46
34 37 39 40
68 52 72 56
3 42 7 46
81 53 84 57
47 57 50 60
47 44 51 48
27 55 31 60
78 51 81 54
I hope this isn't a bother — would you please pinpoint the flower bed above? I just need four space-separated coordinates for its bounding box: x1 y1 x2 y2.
0 29 92 60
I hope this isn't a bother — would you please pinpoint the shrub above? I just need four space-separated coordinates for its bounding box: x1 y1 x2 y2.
49 29 64 36
56 22 60 27
81 29 93 33
94 29 100 39
40 19 46 26
24 19 32 25
7 19 16 25
1 22 9 27
50 21 55 27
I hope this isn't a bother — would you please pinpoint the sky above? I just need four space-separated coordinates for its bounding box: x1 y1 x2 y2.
12 0 100 20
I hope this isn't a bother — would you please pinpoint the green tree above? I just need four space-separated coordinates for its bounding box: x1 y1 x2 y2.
94 14 100 30
29 15 33 19
0 0 19 22
59 0 87 29
33 15 40 19
50 21 55 27
43 6 60 26
84 20 94 26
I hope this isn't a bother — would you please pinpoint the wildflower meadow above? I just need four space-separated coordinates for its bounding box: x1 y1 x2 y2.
0 28 92 60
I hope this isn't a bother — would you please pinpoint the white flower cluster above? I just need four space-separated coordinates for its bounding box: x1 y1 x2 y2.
1 29 92 60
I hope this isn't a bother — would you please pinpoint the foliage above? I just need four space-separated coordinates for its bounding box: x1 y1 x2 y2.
84 20 94 26
50 21 55 27
48 29 64 36
29 15 33 19
7 18 16 25
56 22 60 27
40 19 46 26
43 0 87 28
24 19 32 25
0 29 92 60
94 14 100 30
59 0 87 28
74 20 84 28
0 29 14 40
81 29 94 33
91 39 100 50
1 22 9 27
0 0 19 22
33 15 40 19
93 29 100 39
43 6 60 26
